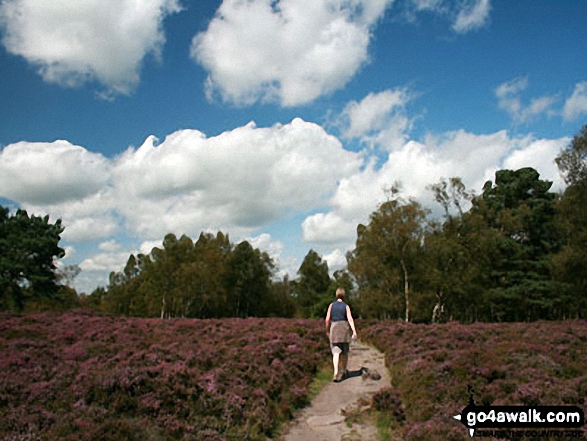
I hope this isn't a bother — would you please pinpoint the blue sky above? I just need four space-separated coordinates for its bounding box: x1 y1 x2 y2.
1 0 586 294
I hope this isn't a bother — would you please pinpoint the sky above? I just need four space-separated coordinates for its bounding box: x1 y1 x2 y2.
0 0 586 294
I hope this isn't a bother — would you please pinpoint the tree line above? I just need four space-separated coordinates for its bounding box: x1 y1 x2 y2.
1 125 586 322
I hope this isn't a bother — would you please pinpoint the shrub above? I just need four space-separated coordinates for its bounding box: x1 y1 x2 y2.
362 320 587 440
0 310 330 440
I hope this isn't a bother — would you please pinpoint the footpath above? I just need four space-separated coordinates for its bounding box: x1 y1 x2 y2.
279 342 390 441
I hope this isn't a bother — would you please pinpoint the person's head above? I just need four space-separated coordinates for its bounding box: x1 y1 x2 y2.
335 287 346 301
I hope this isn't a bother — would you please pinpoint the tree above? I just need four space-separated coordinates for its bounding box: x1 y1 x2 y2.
428 177 474 219
100 231 284 319
424 178 500 322
267 275 296 318
348 198 429 321
226 241 273 318
555 124 587 186
0 207 65 311
190 232 231 318
552 124 587 318
470 167 561 321
293 250 331 318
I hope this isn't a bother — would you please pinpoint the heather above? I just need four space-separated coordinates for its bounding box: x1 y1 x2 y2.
0 310 329 440
362 320 587 440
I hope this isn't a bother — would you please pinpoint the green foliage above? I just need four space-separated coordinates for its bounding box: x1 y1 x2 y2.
347 198 429 321
0 206 66 311
556 124 587 186
96 231 293 319
552 124 587 318
293 249 332 318
227 241 273 318
467 167 561 321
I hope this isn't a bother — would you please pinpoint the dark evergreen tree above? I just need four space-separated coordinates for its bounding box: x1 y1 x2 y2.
226 241 273 318
293 250 331 318
470 167 561 321
0 207 65 311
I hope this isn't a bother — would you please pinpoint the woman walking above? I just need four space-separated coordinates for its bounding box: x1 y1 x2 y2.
325 287 358 382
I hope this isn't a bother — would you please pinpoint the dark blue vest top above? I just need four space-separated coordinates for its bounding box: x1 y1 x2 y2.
331 301 348 322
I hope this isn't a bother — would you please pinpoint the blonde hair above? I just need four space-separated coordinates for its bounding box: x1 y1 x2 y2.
335 287 346 301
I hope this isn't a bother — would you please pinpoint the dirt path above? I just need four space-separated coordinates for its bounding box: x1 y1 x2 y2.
279 342 390 441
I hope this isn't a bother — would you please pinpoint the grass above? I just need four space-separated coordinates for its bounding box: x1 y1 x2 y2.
308 361 335 400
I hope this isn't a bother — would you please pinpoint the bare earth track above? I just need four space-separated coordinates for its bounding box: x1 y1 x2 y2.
280 342 390 441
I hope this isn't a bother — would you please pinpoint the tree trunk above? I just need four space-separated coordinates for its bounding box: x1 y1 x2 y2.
400 256 409 322
432 290 445 323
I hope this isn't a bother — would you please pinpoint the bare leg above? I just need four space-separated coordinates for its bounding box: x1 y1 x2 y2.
332 352 340 380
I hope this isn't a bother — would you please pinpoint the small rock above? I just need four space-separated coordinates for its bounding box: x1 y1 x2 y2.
361 367 381 381
306 415 345 427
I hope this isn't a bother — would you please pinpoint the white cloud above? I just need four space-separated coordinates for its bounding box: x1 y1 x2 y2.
191 0 393 106
0 140 119 241
0 140 110 205
79 246 130 273
563 82 587 121
62 246 76 260
246 233 300 279
112 118 363 238
36 190 119 243
0 0 181 97
302 212 356 245
247 233 283 260
402 0 491 34
411 0 444 12
340 88 412 139
323 248 347 273
0 119 362 246
495 77 558 124
140 239 163 256
75 239 135 293
452 0 490 33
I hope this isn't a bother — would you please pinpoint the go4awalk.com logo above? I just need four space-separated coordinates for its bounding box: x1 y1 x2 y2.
453 387 585 438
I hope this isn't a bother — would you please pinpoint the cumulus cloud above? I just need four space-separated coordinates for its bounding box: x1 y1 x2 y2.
191 0 393 106
340 88 412 140
1 119 362 245
0 0 181 97
79 242 128 272
563 82 587 121
323 248 347 273
247 234 283 260
0 140 110 205
496 77 558 124
77 240 134 293
246 233 300 279
112 118 363 238
452 0 490 33
0 140 120 242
